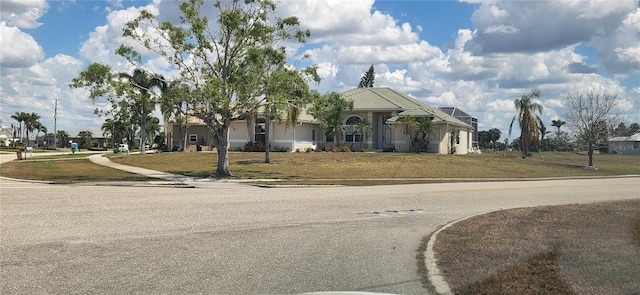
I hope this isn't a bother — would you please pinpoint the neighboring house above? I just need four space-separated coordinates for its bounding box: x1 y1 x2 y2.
608 133 640 155
439 107 478 149
165 87 474 154
0 127 11 147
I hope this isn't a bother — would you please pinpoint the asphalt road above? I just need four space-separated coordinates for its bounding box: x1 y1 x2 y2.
1 177 639 294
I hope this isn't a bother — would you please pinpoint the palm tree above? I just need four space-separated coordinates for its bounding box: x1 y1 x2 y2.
34 122 47 147
509 89 544 159
160 81 192 152
536 118 551 152
354 118 372 150
415 117 436 152
398 114 418 152
119 68 166 154
23 112 41 146
551 119 566 140
145 116 161 147
10 111 29 144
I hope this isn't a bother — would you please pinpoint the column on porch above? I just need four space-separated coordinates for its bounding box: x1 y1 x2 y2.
367 111 374 149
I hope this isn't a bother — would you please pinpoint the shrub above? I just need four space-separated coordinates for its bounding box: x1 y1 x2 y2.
244 142 265 152
270 146 289 152
340 146 351 152
305 147 314 153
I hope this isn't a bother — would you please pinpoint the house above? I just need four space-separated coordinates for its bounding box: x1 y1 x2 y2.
608 133 640 154
165 87 474 154
439 107 478 149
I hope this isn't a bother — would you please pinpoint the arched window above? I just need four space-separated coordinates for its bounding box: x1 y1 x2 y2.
343 115 363 143
255 118 266 143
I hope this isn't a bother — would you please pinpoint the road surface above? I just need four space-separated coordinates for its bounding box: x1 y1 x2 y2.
1 176 638 294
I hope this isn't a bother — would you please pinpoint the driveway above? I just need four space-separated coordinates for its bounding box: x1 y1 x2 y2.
1 177 638 294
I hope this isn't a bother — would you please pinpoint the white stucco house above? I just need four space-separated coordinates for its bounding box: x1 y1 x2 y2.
165 87 474 154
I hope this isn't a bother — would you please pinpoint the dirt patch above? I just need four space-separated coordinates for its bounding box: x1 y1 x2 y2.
429 199 640 295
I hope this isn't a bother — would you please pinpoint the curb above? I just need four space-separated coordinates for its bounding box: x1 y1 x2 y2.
423 211 494 295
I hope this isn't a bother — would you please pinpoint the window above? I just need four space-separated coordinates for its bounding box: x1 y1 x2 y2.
189 134 197 142
312 129 316 141
255 118 266 143
634 142 639 150
344 115 363 143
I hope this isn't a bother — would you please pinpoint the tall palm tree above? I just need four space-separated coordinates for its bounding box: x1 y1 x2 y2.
119 68 166 154
509 89 544 159
34 122 47 147
551 119 566 140
23 112 41 146
10 111 29 144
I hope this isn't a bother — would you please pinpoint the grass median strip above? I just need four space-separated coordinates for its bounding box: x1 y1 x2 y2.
427 199 640 295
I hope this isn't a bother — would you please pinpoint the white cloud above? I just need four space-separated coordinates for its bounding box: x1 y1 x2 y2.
0 21 45 68
0 0 48 29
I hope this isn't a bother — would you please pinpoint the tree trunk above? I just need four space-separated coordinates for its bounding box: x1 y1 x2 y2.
214 125 232 178
264 116 271 163
588 144 594 167
140 112 147 154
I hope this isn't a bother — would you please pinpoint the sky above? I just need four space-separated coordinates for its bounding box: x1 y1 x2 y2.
1 0 639 141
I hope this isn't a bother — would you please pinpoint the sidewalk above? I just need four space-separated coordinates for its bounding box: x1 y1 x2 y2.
87 154 194 182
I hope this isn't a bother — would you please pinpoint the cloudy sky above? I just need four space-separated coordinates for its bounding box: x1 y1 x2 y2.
1 0 639 141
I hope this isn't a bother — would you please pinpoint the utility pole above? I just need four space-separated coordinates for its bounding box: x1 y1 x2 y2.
54 97 58 149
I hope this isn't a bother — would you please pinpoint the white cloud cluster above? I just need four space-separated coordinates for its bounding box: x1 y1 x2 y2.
0 0 48 29
1 0 638 141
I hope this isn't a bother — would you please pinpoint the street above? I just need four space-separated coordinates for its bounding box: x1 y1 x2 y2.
1 177 639 294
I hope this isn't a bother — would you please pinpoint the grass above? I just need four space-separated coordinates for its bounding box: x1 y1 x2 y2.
2 151 639 184
108 151 640 183
427 199 640 295
0 158 154 183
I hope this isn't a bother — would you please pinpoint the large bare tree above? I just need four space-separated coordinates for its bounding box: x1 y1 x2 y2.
564 89 618 168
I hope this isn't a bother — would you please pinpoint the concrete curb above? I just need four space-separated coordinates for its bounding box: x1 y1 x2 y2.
423 211 494 295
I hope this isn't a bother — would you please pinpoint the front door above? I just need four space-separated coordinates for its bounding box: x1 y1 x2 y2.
377 114 393 150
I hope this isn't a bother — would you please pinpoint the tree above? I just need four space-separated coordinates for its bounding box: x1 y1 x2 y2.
261 67 317 163
70 65 136 152
10 111 29 144
119 0 313 177
564 90 618 168
398 115 436 152
308 91 354 147
77 130 93 149
118 69 166 154
358 64 375 88
159 81 193 151
509 89 543 159
23 112 42 146
414 117 436 152
354 118 372 150
34 122 47 146
535 118 551 151
56 130 70 148
144 116 161 148
629 123 640 134
551 119 566 140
